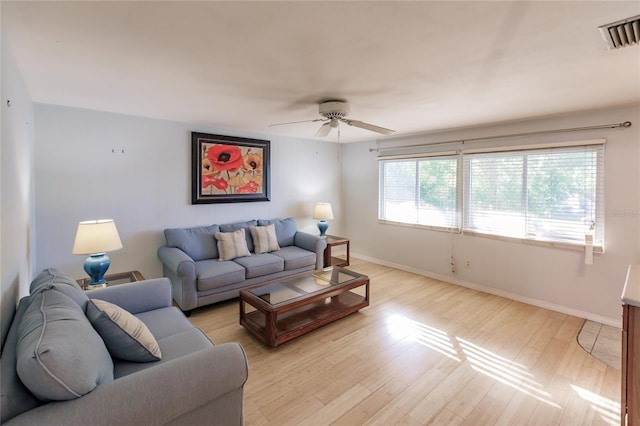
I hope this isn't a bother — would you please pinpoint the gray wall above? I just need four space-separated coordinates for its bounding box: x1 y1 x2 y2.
343 105 640 325
1 23 36 348
33 104 343 281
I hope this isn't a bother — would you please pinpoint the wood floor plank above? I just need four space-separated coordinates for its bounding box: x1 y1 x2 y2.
188 259 621 425
333 378 408 426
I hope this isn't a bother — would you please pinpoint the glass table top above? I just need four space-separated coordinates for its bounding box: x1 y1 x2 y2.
248 267 365 305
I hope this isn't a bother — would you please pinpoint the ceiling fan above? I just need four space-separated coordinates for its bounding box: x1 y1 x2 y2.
270 100 395 137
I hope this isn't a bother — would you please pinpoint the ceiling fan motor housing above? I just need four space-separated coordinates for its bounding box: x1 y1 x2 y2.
319 101 350 119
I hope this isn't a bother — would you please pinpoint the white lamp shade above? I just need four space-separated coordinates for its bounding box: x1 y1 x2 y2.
313 203 334 220
72 219 123 255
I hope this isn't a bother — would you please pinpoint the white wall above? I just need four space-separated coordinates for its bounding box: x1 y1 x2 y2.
33 104 342 281
1 24 36 346
343 105 640 325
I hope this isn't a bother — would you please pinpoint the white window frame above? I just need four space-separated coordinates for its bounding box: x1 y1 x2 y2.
378 152 461 232
462 141 605 251
377 139 605 251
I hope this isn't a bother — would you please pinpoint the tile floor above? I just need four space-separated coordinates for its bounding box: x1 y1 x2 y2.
577 320 621 369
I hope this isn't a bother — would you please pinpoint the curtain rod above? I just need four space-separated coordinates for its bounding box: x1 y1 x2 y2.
369 121 632 153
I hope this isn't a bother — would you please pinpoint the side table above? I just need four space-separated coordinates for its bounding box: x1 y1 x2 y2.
323 235 350 268
76 270 145 291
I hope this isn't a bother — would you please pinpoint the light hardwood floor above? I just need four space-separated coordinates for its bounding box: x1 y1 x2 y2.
189 258 621 425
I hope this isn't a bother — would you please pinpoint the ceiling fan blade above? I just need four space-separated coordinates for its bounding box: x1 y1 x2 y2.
269 118 325 127
340 119 395 135
315 122 332 137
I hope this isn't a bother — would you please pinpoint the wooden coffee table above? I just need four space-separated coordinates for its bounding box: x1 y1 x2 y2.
239 267 370 347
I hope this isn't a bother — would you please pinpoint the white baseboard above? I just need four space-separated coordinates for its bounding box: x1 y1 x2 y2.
351 252 621 328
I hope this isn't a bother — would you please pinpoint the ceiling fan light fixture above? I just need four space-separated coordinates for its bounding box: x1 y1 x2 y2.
270 99 395 138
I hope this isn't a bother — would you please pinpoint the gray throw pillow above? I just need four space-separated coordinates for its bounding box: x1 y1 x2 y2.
16 290 113 401
86 299 161 362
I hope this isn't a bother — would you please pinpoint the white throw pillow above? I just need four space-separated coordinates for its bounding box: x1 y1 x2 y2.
250 224 281 254
215 228 252 261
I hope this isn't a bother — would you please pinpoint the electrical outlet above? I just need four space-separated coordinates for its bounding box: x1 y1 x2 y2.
465 260 472 268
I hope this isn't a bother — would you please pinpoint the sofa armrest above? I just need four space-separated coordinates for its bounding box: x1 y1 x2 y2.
158 246 196 278
294 231 327 270
4 343 248 426
88 278 172 314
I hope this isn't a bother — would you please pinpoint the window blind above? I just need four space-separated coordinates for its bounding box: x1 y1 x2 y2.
379 155 459 230
463 144 605 247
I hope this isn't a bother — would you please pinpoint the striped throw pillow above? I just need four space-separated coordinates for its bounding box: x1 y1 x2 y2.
215 228 251 261
86 299 161 362
250 224 281 254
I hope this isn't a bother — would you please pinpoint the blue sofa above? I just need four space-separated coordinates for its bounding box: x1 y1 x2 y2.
157 217 327 313
1 268 248 425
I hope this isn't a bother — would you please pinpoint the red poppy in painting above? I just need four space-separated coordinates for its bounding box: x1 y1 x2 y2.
212 178 228 190
202 175 228 190
237 181 260 194
206 145 243 172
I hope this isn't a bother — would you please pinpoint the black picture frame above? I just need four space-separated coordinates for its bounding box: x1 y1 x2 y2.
191 132 270 204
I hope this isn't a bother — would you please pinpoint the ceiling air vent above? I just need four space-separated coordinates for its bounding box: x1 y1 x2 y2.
599 15 640 49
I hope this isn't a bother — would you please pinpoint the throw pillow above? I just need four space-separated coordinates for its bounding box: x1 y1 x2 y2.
215 228 252 261
219 220 258 252
250 224 281 254
86 299 161 362
16 290 114 401
257 217 297 247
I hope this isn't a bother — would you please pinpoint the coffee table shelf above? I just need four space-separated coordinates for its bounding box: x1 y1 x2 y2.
240 268 369 347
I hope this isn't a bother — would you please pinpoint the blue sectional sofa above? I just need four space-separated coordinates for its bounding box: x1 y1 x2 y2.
157 217 327 314
1 268 248 425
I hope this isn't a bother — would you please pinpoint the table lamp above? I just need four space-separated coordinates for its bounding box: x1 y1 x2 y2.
72 219 123 288
313 202 334 237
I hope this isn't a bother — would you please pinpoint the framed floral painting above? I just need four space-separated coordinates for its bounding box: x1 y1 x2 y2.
191 132 270 204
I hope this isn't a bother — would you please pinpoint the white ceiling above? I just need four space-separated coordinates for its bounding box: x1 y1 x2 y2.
3 1 640 142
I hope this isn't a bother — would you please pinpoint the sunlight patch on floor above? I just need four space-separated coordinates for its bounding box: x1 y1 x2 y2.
457 337 561 408
386 314 461 361
571 384 620 425
386 313 565 408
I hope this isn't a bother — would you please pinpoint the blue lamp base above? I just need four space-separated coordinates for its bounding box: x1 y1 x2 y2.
84 253 111 288
317 219 329 237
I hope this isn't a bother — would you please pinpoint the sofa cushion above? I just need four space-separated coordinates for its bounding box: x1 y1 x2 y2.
86 299 161 362
113 328 214 379
29 267 89 309
196 259 246 292
164 225 220 261
271 246 317 270
16 290 113 401
234 253 284 279
134 306 195 340
219 220 258 252
250 224 280 254
215 228 251 261
258 217 297 247
0 298 43 423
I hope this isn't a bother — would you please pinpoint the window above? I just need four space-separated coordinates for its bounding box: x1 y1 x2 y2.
377 141 605 249
378 155 459 230
464 145 604 247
